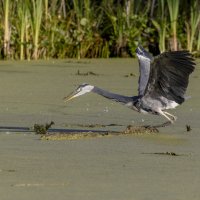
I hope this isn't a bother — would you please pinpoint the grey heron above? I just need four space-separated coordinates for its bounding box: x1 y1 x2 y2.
64 46 195 127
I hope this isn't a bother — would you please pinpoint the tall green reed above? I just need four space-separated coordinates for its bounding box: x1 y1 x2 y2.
197 31 200 51
102 1 126 56
3 0 10 58
186 0 200 52
167 0 179 50
17 0 31 60
30 0 43 59
44 0 48 24
0 0 199 59
72 0 105 58
102 0 149 56
152 0 167 52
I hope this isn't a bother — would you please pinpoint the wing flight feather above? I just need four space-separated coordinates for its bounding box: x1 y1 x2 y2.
143 51 195 104
138 57 151 96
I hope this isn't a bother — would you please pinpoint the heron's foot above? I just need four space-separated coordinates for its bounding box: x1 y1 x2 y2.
163 111 177 122
168 115 177 122
174 116 177 121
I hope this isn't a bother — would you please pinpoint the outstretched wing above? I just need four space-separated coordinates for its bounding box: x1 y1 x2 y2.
143 51 195 104
138 56 151 96
136 45 152 96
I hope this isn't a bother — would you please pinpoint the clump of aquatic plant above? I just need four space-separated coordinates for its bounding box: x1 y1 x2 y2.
34 121 55 134
101 0 150 57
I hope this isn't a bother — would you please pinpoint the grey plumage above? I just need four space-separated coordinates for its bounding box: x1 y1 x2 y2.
93 86 138 104
136 45 152 96
146 51 194 103
64 46 195 126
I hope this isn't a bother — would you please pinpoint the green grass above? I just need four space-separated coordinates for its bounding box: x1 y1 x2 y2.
0 0 199 59
167 0 179 51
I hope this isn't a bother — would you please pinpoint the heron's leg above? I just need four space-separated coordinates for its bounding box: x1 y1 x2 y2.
163 111 177 121
151 110 174 128
143 111 176 128
159 111 174 123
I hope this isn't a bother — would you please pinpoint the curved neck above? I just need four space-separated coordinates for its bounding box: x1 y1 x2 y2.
92 86 138 104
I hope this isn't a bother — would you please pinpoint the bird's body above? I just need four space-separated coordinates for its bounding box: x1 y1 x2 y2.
64 46 195 126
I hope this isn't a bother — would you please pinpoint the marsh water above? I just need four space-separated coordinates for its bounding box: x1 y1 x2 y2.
0 59 199 200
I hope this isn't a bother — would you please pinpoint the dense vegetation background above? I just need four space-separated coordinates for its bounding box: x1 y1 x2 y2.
0 0 200 60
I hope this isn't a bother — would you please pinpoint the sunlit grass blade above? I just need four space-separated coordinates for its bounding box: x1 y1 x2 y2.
3 0 10 58
30 0 43 59
167 0 179 50
197 31 200 51
187 0 200 52
17 0 30 60
151 0 167 53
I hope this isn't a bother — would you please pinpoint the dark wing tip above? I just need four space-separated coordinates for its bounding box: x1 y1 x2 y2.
155 50 195 76
146 50 195 104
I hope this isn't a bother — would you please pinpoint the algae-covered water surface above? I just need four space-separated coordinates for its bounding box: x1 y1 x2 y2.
0 59 199 200
0 59 198 132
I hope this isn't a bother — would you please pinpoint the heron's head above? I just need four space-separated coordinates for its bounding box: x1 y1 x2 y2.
64 83 94 102
136 45 152 61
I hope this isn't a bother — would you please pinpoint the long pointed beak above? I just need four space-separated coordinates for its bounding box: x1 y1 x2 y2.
63 90 78 102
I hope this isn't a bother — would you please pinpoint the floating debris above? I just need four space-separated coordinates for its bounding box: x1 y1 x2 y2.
75 70 99 76
142 152 182 156
124 125 159 134
34 121 55 134
124 73 136 77
186 125 192 132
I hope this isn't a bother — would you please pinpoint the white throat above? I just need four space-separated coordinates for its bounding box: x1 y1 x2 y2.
75 85 94 97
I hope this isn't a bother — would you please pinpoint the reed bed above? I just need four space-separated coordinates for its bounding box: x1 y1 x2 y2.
0 0 199 60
